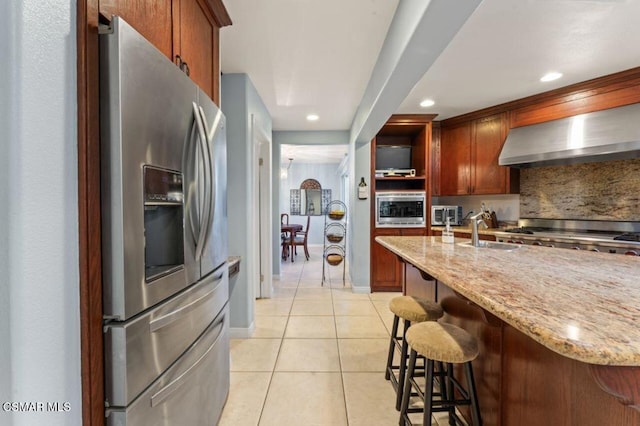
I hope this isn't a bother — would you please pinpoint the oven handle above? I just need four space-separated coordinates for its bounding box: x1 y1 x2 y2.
150 312 226 407
192 102 210 261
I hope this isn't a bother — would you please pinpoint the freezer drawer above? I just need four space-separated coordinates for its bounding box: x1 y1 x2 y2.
104 266 228 407
107 304 230 426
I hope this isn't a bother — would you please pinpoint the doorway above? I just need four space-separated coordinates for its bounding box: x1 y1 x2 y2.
279 144 349 248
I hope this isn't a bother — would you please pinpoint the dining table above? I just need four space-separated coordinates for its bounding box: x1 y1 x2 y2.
281 223 303 262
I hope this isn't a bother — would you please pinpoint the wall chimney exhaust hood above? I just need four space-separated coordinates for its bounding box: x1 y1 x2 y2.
499 102 640 167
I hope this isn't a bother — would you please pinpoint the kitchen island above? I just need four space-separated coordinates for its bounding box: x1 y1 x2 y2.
376 236 640 425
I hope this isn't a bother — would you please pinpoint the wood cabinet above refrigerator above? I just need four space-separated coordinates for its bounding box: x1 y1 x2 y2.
99 0 231 104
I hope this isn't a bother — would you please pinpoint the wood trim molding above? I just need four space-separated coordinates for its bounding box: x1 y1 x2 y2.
78 0 104 425
213 25 220 104
205 0 232 27
441 66 640 128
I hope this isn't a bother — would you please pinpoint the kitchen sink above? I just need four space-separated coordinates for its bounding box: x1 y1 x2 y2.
457 241 521 251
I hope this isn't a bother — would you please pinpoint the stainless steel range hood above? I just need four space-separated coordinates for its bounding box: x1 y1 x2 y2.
499 102 640 167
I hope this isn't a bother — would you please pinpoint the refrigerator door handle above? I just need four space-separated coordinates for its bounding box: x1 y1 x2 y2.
192 102 211 261
185 117 201 245
149 312 226 407
148 271 223 333
198 105 216 252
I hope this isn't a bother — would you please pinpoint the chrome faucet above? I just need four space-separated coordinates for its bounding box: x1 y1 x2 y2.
470 211 488 247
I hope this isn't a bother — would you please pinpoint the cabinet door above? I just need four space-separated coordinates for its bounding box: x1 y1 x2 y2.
472 114 507 194
174 0 216 101
100 0 174 60
440 123 471 195
401 228 427 236
431 125 441 196
371 229 402 291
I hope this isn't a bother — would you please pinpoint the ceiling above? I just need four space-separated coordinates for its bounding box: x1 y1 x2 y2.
221 0 640 138
397 0 640 119
221 0 398 131
281 144 348 165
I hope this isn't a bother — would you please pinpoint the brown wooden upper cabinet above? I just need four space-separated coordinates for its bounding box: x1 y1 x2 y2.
99 0 231 104
440 113 517 195
100 0 174 58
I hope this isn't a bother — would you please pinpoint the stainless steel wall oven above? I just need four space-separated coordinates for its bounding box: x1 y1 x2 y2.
375 192 426 227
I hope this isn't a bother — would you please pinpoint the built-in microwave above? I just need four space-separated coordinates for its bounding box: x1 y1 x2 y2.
375 192 426 228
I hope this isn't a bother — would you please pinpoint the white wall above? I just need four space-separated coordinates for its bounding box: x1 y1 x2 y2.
349 143 372 292
0 1 81 425
221 74 272 332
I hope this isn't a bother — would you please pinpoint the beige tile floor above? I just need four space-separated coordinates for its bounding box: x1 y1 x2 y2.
219 246 457 426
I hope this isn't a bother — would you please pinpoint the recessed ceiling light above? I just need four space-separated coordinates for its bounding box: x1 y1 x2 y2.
306 114 319 121
540 72 563 82
419 99 435 108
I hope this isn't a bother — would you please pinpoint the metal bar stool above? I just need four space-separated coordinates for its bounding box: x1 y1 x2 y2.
400 321 482 426
385 296 443 411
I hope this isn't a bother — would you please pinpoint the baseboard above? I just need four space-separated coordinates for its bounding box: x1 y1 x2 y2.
351 285 371 294
229 321 256 339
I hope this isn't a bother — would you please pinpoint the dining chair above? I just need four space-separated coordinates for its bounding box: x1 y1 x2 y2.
292 215 311 261
281 213 290 260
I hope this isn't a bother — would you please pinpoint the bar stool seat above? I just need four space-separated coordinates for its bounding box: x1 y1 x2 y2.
406 321 478 364
385 296 443 411
400 321 482 426
389 296 444 323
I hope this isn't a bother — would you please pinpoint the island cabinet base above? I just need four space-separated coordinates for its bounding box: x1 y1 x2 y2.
416 282 640 426
502 325 640 425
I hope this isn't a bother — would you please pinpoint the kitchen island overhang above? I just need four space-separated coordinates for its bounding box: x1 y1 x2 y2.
376 235 640 423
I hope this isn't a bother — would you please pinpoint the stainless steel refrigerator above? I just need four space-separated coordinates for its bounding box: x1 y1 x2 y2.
99 16 229 425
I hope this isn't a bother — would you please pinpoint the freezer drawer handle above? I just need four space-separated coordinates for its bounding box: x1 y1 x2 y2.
149 273 223 333
150 313 226 407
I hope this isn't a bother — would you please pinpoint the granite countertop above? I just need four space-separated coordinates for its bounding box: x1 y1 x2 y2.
376 235 640 366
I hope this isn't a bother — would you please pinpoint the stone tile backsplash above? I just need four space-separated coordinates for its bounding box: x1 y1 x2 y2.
520 158 640 221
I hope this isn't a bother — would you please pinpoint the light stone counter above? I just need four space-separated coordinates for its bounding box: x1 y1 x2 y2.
376 235 640 366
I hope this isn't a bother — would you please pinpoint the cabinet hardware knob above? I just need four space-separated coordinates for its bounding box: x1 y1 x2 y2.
175 55 190 76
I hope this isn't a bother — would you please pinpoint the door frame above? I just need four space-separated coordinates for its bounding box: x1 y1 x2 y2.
252 114 273 298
